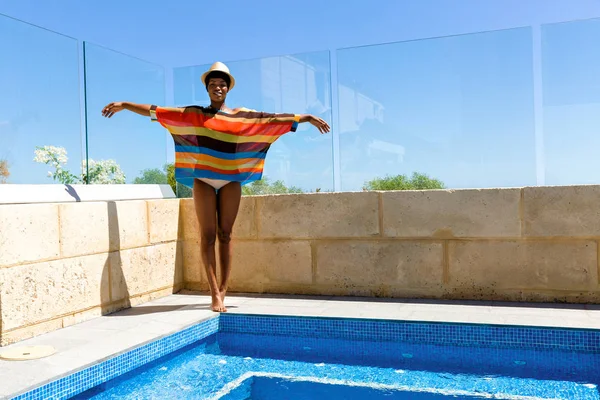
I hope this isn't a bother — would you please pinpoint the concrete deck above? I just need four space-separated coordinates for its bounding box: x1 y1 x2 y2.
2 292 600 399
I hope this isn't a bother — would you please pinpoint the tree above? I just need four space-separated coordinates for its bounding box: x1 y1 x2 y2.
133 167 168 185
166 163 177 193
363 172 444 191
175 182 192 198
162 163 191 198
0 159 9 184
242 177 303 196
134 163 194 198
133 163 188 196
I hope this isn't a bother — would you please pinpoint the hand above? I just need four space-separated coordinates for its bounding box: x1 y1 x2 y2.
102 102 125 118
307 115 330 134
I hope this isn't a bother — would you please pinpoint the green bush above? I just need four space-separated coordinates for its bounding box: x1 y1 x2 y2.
363 172 444 191
134 163 183 196
242 177 303 196
133 167 168 185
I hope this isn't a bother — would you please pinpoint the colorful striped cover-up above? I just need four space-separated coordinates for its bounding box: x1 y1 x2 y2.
151 105 300 189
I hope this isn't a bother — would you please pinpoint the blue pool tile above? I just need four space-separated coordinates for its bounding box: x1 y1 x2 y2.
219 313 600 353
11 312 600 399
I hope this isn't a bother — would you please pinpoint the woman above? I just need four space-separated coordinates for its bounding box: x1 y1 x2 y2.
102 62 330 312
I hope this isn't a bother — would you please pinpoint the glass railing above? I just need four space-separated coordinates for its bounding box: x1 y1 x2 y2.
0 14 81 185
541 18 600 186
173 51 334 196
3 13 600 193
83 42 166 185
337 27 537 191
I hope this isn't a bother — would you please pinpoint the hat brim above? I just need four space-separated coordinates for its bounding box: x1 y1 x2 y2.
201 70 236 90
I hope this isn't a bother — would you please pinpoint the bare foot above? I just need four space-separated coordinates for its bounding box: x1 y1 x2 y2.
211 295 227 312
219 287 227 303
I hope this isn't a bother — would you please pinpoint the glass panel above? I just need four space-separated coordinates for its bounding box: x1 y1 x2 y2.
337 28 536 191
0 15 81 184
542 18 600 185
83 42 166 186
173 51 334 196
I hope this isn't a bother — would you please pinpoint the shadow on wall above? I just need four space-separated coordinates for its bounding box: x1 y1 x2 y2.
176 204 185 295
100 199 186 317
101 201 130 315
0 287 3 345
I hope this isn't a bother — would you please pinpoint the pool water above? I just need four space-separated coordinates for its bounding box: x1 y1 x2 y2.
74 318 600 400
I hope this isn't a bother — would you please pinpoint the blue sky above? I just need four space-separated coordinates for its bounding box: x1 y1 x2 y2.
1 0 600 190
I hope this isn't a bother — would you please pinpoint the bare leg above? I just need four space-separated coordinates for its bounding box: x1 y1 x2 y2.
216 182 242 304
192 179 225 312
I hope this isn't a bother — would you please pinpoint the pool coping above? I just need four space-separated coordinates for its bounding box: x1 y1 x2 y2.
2 292 600 399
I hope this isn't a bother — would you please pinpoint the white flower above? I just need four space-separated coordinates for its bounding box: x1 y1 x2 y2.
82 158 126 184
35 145 125 185
33 145 68 165
33 149 50 164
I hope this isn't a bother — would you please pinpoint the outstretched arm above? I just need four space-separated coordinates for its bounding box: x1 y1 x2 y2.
102 102 153 118
249 110 331 135
101 103 203 129
298 114 330 134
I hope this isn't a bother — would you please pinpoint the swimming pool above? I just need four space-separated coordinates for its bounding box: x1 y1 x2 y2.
14 313 600 399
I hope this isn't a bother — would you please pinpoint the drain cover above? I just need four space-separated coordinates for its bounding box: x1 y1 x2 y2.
0 345 56 361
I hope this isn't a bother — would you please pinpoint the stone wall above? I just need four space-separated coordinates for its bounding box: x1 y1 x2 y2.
2 185 600 345
0 199 182 346
181 186 600 304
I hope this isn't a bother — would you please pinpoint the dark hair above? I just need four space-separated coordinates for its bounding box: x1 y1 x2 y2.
205 71 231 90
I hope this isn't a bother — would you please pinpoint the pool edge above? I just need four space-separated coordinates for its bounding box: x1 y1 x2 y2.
9 312 600 399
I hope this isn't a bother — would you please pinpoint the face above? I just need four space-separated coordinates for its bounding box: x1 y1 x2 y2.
207 78 229 102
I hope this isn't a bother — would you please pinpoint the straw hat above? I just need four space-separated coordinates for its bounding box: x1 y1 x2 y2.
201 62 236 90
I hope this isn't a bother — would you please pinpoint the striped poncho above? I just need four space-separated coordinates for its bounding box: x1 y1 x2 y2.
151 105 300 188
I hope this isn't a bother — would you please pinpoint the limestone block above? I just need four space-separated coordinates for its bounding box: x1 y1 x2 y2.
519 290 600 304
110 201 149 249
315 241 444 289
101 301 129 316
524 185 600 237
180 199 198 240
182 239 203 283
0 204 60 266
111 242 180 300
128 286 178 307
235 197 256 238
448 240 597 291
185 281 209 292
0 253 110 331
148 199 180 243
305 285 383 298
180 197 256 241
385 287 447 298
62 307 104 328
257 193 379 238
110 247 149 301
174 241 184 285
382 189 521 238
230 241 312 291
61 201 149 255
149 242 181 289
59 202 110 257
264 241 312 284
